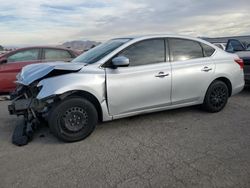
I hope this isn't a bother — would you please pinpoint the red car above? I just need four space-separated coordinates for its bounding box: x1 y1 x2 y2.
0 46 79 93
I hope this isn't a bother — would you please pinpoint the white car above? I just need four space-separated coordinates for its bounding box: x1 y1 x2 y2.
213 43 227 50
9 35 245 145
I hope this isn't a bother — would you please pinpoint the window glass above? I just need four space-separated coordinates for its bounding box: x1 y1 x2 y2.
226 40 245 52
8 49 39 62
44 49 72 60
246 44 250 51
214 44 223 50
119 39 165 66
201 43 215 57
169 39 203 61
72 39 130 64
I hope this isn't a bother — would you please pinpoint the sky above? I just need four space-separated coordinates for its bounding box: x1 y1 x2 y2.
0 0 250 46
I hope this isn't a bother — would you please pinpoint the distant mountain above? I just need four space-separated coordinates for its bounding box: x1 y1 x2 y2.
60 40 101 51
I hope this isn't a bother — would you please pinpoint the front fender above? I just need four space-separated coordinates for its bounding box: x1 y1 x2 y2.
37 72 106 102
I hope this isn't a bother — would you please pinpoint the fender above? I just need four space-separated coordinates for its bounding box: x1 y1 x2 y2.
37 71 106 103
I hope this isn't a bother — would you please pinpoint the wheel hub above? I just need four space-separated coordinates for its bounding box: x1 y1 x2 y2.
210 86 227 108
62 107 88 132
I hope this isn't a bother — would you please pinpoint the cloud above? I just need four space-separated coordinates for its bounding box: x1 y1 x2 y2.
0 0 249 46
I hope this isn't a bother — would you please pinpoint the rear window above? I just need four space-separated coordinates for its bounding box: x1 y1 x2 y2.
201 43 215 57
44 49 72 61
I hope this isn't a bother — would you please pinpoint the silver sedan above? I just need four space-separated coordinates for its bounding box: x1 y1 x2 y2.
9 35 245 144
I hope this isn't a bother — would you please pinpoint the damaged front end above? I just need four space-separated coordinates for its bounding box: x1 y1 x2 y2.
8 62 85 146
9 83 49 146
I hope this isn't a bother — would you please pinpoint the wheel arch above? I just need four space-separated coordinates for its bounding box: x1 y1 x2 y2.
57 90 103 122
210 77 232 97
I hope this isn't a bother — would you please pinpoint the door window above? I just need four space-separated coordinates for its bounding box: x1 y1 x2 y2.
7 49 39 63
201 43 215 57
119 39 165 66
44 49 72 61
169 39 203 61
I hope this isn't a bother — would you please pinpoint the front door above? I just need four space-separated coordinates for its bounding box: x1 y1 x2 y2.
106 39 172 116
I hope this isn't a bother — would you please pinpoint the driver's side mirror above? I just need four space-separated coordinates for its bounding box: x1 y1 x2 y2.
0 58 7 64
112 56 129 68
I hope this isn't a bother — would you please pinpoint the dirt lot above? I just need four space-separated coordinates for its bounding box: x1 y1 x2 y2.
0 88 250 188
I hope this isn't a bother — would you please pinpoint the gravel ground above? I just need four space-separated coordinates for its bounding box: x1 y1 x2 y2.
0 88 250 188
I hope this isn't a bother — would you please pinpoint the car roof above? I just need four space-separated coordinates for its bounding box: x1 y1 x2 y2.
15 46 71 51
113 34 215 48
115 34 198 40
1 46 74 57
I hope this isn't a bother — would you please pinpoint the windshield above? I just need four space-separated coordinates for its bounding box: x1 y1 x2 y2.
72 38 131 64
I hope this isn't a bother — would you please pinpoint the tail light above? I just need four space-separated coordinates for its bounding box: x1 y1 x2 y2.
234 58 244 69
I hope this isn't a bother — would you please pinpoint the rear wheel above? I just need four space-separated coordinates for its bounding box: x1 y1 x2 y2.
202 80 229 113
48 97 98 142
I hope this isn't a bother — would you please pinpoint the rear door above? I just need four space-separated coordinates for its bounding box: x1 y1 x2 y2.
169 38 216 105
106 39 172 117
42 48 74 62
0 48 41 92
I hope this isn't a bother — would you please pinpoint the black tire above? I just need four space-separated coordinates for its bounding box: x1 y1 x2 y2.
202 80 229 113
48 97 98 142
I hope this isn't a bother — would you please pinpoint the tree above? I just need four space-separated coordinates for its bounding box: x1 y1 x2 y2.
0 45 3 51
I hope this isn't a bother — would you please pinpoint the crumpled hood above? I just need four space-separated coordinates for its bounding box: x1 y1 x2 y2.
17 61 86 85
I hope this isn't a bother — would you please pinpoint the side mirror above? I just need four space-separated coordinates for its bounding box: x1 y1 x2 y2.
0 58 7 64
112 56 129 68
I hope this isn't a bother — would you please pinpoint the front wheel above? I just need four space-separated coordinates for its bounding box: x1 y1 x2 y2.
48 97 98 142
202 80 229 113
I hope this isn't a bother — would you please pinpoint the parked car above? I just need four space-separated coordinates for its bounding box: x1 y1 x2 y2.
9 35 244 145
0 46 79 93
246 44 250 51
213 43 226 50
225 39 250 84
0 51 9 55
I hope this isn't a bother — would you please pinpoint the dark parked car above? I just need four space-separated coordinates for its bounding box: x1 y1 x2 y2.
0 46 79 93
226 39 250 84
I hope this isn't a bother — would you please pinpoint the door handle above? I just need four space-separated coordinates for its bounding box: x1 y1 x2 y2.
155 72 169 78
201 66 212 72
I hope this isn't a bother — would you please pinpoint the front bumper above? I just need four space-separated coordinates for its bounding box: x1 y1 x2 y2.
8 84 45 115
8 97 47 115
